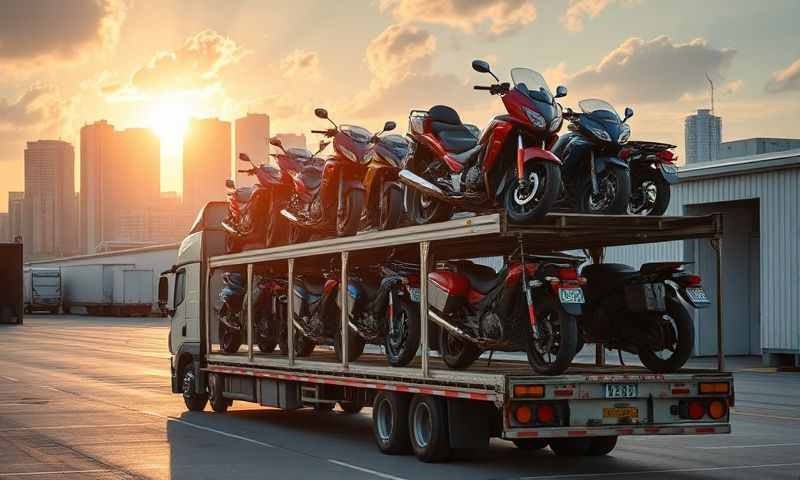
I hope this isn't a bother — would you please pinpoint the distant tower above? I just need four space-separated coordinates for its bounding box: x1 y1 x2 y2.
684 109 721 164
235 113 269 187
183 118 232 217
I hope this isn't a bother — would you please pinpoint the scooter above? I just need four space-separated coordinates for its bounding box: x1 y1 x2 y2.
578 261 710 372
400 59 566 226
550 99 633 214
280 108 369 243
621 141 678 216
426 254 584 375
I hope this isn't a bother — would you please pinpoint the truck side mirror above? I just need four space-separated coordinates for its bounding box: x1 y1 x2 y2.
158 275 173 316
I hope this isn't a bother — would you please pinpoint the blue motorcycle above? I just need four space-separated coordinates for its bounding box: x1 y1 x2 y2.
218 272 284 354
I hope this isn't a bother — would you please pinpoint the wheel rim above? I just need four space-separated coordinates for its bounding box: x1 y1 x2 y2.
650 313 679 361
413 402 433 448
628 181 657 215
445 330 466 358
530 307 563 367
375 397 393 442
416 193 437 222
387 309 408 353
588 171 618 211
513 169 542 206
182 371 195 399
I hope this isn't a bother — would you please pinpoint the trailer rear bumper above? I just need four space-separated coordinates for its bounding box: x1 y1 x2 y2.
504 423 730 439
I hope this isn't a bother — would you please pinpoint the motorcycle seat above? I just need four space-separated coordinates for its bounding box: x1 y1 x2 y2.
234 187 253 203
640 262 689 275
450 260 501 295
581 263 638 288
428 105 479 154
448 144 482 165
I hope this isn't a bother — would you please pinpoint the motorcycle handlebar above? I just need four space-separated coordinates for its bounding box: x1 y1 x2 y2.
473 85 492 90
311 129 329 134
237 169 252 173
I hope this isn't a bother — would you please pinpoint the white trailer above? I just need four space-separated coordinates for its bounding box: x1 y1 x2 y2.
163 203 733 463
62 263 153 316
23 267 61 314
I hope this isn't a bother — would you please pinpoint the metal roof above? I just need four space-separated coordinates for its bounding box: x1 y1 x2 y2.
680 148 800 182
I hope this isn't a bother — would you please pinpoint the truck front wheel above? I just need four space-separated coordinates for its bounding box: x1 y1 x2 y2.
181 367 208 412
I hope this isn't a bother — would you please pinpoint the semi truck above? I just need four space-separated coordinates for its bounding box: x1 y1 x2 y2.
23 267 62 314
62 264 155 316
160 202 733 462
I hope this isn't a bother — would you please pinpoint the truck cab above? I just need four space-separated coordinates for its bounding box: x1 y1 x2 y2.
159 202 227 404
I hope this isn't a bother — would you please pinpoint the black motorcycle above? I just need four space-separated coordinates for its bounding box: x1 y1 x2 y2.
340 261 421 367
551 99 633 214
217 272 283 354
623 141 679 216
578 261 710 373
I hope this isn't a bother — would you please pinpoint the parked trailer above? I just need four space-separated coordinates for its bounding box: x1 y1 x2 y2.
162 203 733 462
62 263 153 316
0 243 23 324
23 267 62 314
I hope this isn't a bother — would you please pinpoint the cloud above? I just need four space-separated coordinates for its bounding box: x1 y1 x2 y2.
563 36 736 104
127 29 247 96
0 0 127 69
379 0 536 36
280 49 320 79
561 0 609 32
366 24 437 87
765 58 800 93
0 84 68 130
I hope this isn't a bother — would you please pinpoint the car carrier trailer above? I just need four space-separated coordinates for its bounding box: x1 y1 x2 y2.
161 203 733 462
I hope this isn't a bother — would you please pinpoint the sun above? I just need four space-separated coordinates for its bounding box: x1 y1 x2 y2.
148 98 192 150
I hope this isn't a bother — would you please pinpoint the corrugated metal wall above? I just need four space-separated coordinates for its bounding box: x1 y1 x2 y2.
607 166 800 354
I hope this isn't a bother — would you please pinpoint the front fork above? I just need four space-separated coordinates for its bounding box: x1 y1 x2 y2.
518 244 538 336
516 135 527 184
589 150 599 195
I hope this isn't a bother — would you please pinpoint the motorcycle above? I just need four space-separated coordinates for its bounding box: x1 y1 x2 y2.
280 108 371 243
399 59 565 226
578 261 711 373
340 261 421 366
622 141 679 216
426 254 583 375
550 99 633 214
359 124 410 231
217 271 284 354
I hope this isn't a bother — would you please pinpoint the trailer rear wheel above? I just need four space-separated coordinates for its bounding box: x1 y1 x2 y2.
548 438 591 456
338 401 363 414
409 395 451 462
512 439 548 450
586 436 618 456
372 391 411 454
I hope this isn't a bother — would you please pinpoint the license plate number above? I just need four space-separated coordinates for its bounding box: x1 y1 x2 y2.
559 287 585 304
604 383 638 399
685 287 710 304
408 288 421 303
603 407 639 418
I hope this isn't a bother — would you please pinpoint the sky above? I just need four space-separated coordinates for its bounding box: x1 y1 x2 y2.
1 0 800 211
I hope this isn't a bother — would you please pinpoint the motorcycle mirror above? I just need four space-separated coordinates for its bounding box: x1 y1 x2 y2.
314 108 329 119
624 107 634 121
472 59 499 81
269 136 284 150
225 178 235 189
383 121 396 132
317 140 329 154
238 152 251 162
555 85 568 98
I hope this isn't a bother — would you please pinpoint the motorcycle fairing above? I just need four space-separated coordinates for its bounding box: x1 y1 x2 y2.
659 163 680 184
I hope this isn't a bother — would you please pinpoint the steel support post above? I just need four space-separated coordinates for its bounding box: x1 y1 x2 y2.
247 263 254 361
205 265 212 354
341 251 349 369
287 258 295 366
711 237 725 372
420 241 431 378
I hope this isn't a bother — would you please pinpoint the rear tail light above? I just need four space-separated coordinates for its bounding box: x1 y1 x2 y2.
708 400 727 419
514 405 533 424
676 274 702 287
558 268 578 281
536 404 556 423
687 400 705 420
677 398 728 420
699 382 730 395
510 402 562 426
513 385 545 398
656 150 676 162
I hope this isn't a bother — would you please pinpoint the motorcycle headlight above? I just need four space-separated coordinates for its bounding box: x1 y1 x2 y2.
618 125 631 144
550 111 563 132
522 107 546 130
590 127 611 142
340 146 357 163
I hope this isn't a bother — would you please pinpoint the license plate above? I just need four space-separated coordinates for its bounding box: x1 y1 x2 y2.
408 287 421 303
603 407 639 418
604 383 638 399
559 287 585 304
685 287 710 305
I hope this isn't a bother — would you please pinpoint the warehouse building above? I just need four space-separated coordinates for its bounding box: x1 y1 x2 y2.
606 148 800 366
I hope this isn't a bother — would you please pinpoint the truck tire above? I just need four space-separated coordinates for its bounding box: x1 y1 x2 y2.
372 391 412 454
408 395 451 462
181 367 208 412
548 438 591 456
208 373 229 413
512 439 548 450
586 436 618 456
338 401 363 414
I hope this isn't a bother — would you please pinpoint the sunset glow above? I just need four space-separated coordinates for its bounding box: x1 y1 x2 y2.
148 98 192 152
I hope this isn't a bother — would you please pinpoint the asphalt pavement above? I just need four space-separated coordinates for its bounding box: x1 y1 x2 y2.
1 315 799 479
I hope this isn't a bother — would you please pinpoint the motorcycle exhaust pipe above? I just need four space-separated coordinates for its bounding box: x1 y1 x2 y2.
280 209 299 223
398 170 451 203
428 309 476 345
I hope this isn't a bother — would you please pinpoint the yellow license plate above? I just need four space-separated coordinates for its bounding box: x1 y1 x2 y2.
603 407 638 418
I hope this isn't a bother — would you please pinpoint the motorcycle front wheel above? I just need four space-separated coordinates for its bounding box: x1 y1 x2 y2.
337 189 365 237
385 294 421 367
504 161 561 224
637 300 694 373
525 295 578 375
578 164 631 215
379 186 404 231
628 170 671 216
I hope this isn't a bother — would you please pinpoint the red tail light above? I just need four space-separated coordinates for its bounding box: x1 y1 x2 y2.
558 268 578 281
536 404 556 424
687 400 705 420
656 150 676 162
677 274 702 287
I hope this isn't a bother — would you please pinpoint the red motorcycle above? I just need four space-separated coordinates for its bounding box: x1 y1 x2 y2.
400 59 567 225
427 254 583 375
280 108 369 243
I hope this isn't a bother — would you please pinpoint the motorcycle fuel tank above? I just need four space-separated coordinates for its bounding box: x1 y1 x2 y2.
428 271 469 313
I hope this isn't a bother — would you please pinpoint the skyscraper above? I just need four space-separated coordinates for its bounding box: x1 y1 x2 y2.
684 109 721 164
8 192 24 243
0 213 8 243
183 118 231 217
24 140 77 257
275 133 307 151
235 113 269 187
80 120 160 253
